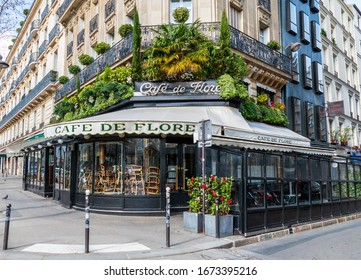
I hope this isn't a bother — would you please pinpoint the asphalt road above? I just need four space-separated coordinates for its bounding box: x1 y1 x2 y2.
160 217 361 260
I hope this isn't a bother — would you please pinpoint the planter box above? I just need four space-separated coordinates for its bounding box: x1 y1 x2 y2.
183 212 203 233
204 214 233 238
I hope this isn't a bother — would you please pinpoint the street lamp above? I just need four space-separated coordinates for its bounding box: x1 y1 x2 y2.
0 55 9 69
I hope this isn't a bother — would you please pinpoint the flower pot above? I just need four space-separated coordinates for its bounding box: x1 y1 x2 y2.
183 212 203 233
340 141 347 146
204 214 233 238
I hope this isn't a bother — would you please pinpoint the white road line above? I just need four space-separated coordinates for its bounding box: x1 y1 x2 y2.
22 243 151 254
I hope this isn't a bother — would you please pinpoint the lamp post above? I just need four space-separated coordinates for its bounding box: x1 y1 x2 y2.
0 55 9 69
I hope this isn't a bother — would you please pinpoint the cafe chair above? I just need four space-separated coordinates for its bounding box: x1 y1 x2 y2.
146 167 160 195
128 165 145 195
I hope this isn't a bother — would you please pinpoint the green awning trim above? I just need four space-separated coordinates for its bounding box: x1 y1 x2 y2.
23 133 45 142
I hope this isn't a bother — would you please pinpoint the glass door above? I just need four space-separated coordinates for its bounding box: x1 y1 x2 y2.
165 142 196 207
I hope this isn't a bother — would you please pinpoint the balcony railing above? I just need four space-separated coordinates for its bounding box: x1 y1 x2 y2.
0 71 57 128
39 40 49 57
17 34 32 62
49 23 61 44
29 52 39 68
16 64 30 86
105 0 116 19
30 19 40 32
90 14 99 34
56 0 73 19
56 35 132 101
259 0 271 12
77 29 85 46
56 23 292 101
41 5 49 23
67 41 73 57
229 26 291 73
57 0 83 23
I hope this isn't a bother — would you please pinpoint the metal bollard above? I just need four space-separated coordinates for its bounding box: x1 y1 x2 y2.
3 204 11 250
215 199 220 238
85 190 90 253
166 187 170 247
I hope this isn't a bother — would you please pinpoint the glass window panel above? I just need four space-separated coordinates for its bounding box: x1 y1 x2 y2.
298 181 310 204
306 102 315 139
332 182 340 201
291 51 300 82
297 157 308 180
313 61 324 93
283 181 297 205
284 155 296 179
339 163 347 180
77 143 94 192
300 12 310 44
266 179 281 207
349 182 356 198
317 106 327 141
287 1 297 35
247 180 264 208
310 0 320 13
310 159 319 180
291 97 302 134
265 155 281 178
64 146 72 190
320 160 330 180
340 182 348 199
247 152 263 177
310 181 321 203
311 21 322 51
321 181 331 203
302 55 312 89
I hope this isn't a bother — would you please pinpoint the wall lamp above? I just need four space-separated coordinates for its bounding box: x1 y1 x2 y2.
37 144 43 149
47 140 57 146
57 136 75 144
285 42 301 55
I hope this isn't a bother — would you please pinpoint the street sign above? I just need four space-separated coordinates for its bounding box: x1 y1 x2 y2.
198 140 212 147
198 119 212 141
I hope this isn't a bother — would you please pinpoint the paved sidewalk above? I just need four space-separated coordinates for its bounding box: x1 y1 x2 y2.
0 177 238 260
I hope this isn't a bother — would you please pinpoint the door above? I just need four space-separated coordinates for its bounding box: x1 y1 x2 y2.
165 142 196 208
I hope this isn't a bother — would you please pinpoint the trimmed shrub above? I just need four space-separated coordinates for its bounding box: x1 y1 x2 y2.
267 40 281 51
173 7 189 23
59 76 70 84
78 54 94 65
68 64 81 75
118 24 133 38
93 42 110 55
240 100 262 122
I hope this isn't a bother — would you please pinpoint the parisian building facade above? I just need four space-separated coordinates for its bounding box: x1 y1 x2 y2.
0 0 361 236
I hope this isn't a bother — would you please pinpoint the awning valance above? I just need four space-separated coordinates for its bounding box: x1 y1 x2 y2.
44 105 316 152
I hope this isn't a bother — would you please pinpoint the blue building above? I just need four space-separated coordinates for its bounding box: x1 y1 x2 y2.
281 0 327 146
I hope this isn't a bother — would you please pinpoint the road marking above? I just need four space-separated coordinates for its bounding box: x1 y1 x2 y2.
22 243 150 254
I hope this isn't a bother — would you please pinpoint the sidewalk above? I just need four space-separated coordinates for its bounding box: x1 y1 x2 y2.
0 177 239 260
1 177 361 260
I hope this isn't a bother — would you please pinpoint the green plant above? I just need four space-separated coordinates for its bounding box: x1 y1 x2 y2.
23 9 29 15
206 176 233 216
217 74 238 99
240 100 262 121
68 65 81 75
19 21 24 27
267 40 281 51
118 24 133 38
132 7 142 81
340 127 352 143
8 45 12 50
78 54 94 65
50 70 58 82
59 76 70 84
16 27 21 33
321 28 327 37
173 7 189 23
186 177 203 213
93 42 110 55
329 129 340 143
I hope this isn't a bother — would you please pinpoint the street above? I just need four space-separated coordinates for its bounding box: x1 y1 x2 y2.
158 217 361 260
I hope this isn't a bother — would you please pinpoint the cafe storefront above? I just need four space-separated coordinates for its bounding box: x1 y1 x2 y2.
22 80 361 235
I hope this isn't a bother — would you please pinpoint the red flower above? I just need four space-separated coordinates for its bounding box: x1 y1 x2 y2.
212 190 217 197
211 175 216 181
189 186 193 189
221 177 227 183
191 177 195 182
227 199 232 204
220 196 224 201
202 184 207 189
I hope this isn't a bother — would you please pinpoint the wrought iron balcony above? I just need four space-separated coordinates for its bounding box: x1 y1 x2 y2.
39 40 49 57
0 71 57 128
90 14 99 34
67 41 73 57
57 0 83 23
229 26 291 73
56 35 132 101
49 23 61 45
29 52 39 69
16 64 30 86
17 34 32 62
105 0 116 19
77 29 85 47
41 5 49 23
30 19 40 37
9 81 16 94
259 0 271 12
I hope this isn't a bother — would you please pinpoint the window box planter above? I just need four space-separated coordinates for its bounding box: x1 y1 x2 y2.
183 212 203 233
204 214 233 238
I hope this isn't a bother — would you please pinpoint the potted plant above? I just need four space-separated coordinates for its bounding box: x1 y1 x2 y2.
93 42 110 55
204 175 234 238
78 54 94 66
329 129 339 145
339 127 352 146
118 24 133 38
266 40 281 51
183 177 204 233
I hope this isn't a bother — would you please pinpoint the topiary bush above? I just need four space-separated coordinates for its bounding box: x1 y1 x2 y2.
59 76 69 84
68 64 81 75
173 7 189 23
93 42 110 55
267 40 281 51
78 54 94 65
118 24 133 38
